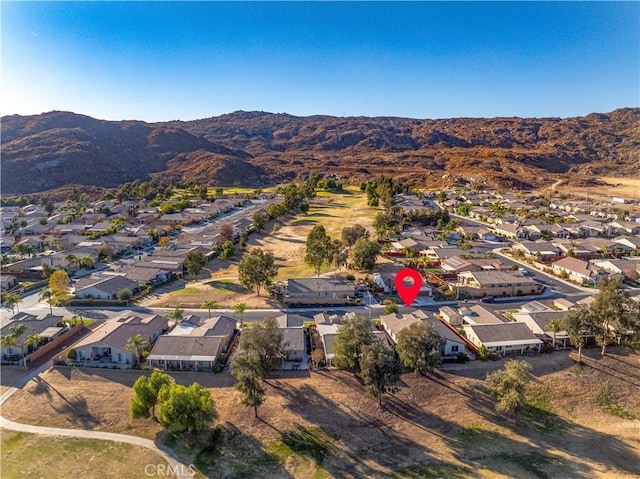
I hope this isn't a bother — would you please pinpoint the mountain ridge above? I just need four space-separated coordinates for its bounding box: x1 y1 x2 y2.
2 108 638 196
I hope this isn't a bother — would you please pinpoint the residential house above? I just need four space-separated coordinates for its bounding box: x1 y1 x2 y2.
73 274 138 300
455 271 541 298
1 313 66 360
552 257 609 285
463 322 543 355
380 309 467 358
606 221 640 236
283 278 355 307
491 223 526 240
0 274 18 291
70 311 167 367
147 314 236 371
512 310 570 349
512 241 562 262
612 236 640 253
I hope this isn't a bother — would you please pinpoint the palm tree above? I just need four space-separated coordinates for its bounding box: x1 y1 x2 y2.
3 292 22 314
8 324 29 366
201 300 218 318
233 302 247 329
79 256 94 270
24 334 43 355
39 288 54 314
124 333 150 368
546 319 562 349
1 334 18 360
64 254 78 271
167 306 184 323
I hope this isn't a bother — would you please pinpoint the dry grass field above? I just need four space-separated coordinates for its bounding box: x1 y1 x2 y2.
148 188 381 309
2 347 639 478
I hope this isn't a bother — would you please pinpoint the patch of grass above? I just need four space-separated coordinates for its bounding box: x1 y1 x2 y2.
489 452 564 479
169 287 201 296
1 431 174 479
393 462 472 478
521 385 559 432
596 382 636 419
456 424 485 442
267 427 336 478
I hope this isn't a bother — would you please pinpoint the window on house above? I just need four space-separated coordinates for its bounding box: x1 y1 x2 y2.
451 345 459 352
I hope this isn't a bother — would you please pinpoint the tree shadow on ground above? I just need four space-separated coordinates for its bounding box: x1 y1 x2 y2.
267 370 471 478
448 378 640 478
162 422 294 479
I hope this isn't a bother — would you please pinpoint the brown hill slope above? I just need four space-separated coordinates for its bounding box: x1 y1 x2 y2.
2 108 638 195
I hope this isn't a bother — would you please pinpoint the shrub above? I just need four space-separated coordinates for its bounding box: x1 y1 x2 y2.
67 348 77 360
456 352 469 363
477 345 492 361
345 274 356 282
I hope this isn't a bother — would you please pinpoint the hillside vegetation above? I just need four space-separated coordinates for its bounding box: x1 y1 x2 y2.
1 108 638 195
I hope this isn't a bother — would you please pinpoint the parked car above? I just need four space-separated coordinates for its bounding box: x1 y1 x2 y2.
481 296 495 303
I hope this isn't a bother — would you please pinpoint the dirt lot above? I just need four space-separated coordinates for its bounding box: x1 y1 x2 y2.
2 347 639 478
554 176 639 205
147 189 381 309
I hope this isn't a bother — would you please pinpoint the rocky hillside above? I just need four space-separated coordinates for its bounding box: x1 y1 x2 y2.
2 108 638 195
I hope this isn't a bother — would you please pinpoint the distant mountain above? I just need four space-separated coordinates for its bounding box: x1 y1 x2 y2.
2 108 638 196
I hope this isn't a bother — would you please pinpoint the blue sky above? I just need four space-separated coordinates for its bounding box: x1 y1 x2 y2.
2 1 638 121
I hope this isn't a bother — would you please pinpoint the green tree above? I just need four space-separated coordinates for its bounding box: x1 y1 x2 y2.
546 319 562 349
157 382 217 435
129 371 172 419
351 237 381 271
373 212 390 240
485 360 532 422
184 250 207 279
38 288 54 315
342 224 369 249
3 292 22 314
7 324 29 366
233 302 247 329
238 249 277 296
220 240 236 260
383 302 399 315
333 315 374 371
252 211 268 233
588 277 635 356
49 270 70 299
359 341 402 407
23 334 42 357
396 322 445 375
331 239 349 275
117 288 133 303
304 225 331 277
64 254 79 271
240 317 286 374
167 307 184 323
561 306 592 363
79 256 94 270
125 333 150 367
201 300 218 318
231 350 266 418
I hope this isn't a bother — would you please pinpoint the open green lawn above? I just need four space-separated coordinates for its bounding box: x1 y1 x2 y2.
0 431 174 479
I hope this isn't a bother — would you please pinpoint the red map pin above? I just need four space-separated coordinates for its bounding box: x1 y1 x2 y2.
394 268 423 307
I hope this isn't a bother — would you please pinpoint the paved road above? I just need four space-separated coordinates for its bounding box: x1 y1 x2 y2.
0 365 193 478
